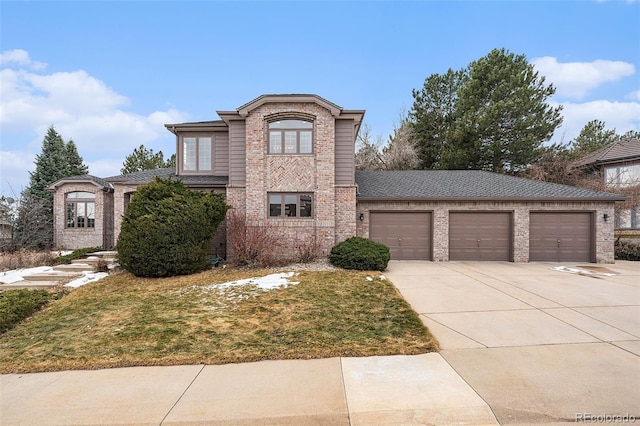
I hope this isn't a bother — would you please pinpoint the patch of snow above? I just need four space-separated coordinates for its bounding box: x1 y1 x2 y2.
551 266 615 277
171 272 300 312
0 266 53 284
210 272 299 291
64 272 109 288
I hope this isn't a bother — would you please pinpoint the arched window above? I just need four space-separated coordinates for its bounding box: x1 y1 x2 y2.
66 192 95 228
268 119 313 154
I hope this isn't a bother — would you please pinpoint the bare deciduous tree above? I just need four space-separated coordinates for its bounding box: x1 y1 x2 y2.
355 117 421 171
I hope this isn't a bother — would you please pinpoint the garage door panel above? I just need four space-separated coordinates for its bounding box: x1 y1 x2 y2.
449 212 512 261
370 212 432 260
530 212 593 262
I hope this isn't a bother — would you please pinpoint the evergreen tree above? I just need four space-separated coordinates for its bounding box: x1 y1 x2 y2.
619 130 640 140
121 145 175 174
571 120 616 156
16 126 88 249
410 68 468 169
117 177 228 277
571 121 640 158
27 126 69 200
65 139 89 176
410 48 563 173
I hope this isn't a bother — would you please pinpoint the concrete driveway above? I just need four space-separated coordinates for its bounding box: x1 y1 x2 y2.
385 260 640 425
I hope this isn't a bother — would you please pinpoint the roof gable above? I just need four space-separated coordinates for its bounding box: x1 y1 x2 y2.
47 175 113 192
234 94 343 118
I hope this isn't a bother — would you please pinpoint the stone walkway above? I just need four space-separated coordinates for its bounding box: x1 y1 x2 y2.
0 251 116 290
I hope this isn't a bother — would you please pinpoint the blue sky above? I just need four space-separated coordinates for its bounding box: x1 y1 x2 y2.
1 0 639 197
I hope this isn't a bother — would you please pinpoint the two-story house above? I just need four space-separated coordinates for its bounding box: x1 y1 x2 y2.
49 94 625 263
572 138 640 233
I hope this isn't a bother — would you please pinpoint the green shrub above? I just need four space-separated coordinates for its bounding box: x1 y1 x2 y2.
0 289 65 334
50 247 102 265
615 238 640 261
329 237 390 271
116 177 228 277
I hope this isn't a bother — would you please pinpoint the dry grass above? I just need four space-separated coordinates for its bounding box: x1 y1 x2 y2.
0 249 54 272
0 268 438 373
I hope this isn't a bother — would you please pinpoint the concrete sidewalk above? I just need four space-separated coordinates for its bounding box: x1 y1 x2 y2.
385 260 640 425
2 261 638 425
1 354 499 425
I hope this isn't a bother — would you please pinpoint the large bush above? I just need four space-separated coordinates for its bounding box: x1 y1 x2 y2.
328 237 390 271
117 177 228 277
615 238 640 261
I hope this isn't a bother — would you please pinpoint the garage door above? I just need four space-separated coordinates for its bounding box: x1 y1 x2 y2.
449 212 512 261
529 212 593 262
369 212 432 260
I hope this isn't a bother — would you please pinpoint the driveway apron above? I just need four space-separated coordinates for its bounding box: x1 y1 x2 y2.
385 260 640 425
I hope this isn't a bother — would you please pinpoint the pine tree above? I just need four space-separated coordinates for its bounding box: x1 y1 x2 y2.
65 139 89 176
121 145 175 174
27 126 69 200
410 48 563 173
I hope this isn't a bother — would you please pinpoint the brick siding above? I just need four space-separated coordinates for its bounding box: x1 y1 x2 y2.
357 200 616 263
52 182 113 249
227 101 357 259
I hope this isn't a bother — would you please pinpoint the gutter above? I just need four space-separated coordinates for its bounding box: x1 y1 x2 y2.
355 196 627 203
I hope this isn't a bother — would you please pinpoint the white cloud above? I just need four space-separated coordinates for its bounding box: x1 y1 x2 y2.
0 49 46 70
0 49 189 196
551 100 640 144
0 150 34 195
532 57 635 99
627 89 640 101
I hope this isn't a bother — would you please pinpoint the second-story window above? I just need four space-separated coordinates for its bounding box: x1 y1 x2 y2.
605 164 640 188
268 120 313 154
183 136 212 172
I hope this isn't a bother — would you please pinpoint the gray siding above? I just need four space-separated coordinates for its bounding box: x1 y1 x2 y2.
214 132 229 176
229 121 246 184
335 119 355 185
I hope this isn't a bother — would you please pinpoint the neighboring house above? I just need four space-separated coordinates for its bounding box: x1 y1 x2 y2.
49 94 625 263
0 203 12 241
572 138 640 233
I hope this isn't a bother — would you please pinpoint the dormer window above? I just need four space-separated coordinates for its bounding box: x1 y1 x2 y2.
268 120 313 154
182 135 212 172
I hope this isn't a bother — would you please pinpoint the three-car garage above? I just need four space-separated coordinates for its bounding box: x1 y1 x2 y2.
355 170 622 264
366 209 598 263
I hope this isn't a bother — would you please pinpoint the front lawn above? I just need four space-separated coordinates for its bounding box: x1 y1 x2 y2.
0 268 437 373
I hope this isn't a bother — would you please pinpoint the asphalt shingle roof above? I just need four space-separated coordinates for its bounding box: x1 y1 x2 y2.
106 168 228 186
573 138 640 168
50 175 113 189
355 170 625 201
